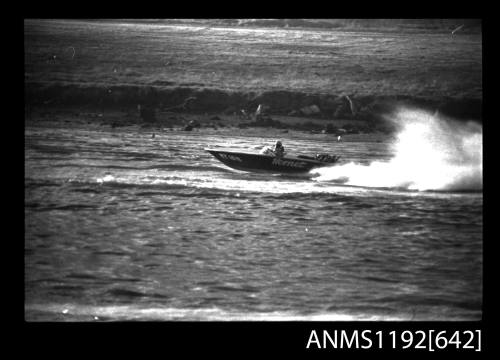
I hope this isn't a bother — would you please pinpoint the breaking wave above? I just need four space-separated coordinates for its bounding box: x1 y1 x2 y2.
313 108 482 191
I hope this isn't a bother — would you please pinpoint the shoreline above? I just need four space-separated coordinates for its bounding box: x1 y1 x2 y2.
25 105 396 139
25 83 482 138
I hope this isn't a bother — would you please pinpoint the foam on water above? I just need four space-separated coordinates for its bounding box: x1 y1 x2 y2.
312 108 482 191
92 170 477 201
95 172 352 195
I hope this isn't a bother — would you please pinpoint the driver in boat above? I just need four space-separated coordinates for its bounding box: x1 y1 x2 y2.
260 140 285 158
273 140 285 158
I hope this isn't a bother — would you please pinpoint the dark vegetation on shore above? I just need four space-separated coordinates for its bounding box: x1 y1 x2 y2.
25 83 481 133
25 19 482 134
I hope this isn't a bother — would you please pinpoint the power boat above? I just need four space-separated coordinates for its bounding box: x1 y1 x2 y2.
205 147 340 174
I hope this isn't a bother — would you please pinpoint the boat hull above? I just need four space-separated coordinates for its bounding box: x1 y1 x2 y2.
205 149 338 174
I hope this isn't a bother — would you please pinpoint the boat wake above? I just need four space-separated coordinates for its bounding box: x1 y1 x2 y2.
312 108 482 192
84 109 481 196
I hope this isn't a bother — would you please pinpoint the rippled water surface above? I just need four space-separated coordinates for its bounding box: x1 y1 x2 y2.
25 122 482 321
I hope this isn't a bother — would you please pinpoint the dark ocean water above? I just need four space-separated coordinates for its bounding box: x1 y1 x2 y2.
25 120 482 321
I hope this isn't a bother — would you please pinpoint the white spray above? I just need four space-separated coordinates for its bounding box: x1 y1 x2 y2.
313 108 482 191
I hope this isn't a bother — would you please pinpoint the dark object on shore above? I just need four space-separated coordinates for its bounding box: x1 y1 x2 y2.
184 119 200 131
250 115 284 128
300 104 321 116
255 104 271 121
189 120 201 128
238 109 252 119
205 148 340 174
324 123 338 134
333 95 356 118
152 133 156 138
